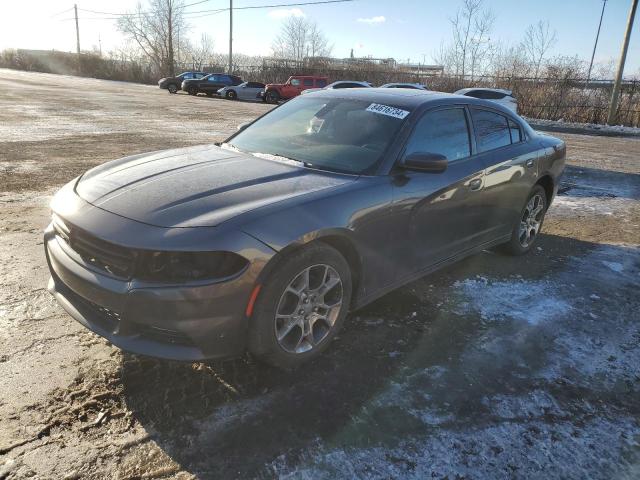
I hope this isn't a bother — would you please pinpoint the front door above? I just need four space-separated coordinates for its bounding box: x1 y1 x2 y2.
391 106 487 278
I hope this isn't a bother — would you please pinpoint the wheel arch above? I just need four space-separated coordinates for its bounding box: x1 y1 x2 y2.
535 174 554 207
253 229 363 308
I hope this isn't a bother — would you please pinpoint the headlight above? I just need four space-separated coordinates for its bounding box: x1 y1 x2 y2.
137 251 248 283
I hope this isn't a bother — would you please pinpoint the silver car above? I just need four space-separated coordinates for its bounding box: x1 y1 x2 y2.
218 81 265 101
301 80 372 95
380 83 429 90
454 88 518 113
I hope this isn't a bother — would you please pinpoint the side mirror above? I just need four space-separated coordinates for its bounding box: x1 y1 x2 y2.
237 121 251 132
402 152 447 173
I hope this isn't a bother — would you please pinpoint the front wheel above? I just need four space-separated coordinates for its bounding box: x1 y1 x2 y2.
248 243 352 369
265 90 280 104
226 90 237 100
187 86 198 96
500 185 547 255
167 84 178 94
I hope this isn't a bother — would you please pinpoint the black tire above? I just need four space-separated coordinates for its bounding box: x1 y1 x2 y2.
265 90 280 104
187 86 198 96
248 243 352 369
500 185 548 256
206 92 214 97
226 90 237 100
167 84 178 94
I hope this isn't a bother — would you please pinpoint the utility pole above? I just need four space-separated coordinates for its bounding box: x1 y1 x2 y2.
585 0 608 89
168 1 175 76
74 4 80 55
98 33 102 57
228 0 233 73
607 0 638 125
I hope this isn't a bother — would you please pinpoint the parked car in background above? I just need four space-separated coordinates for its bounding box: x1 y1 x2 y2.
158 72 206 94
181 73 243 96
45 88 565 368
218 81 265 101
454 88 518 113
380 83 429 90
262 75 329 103
301 80 372 95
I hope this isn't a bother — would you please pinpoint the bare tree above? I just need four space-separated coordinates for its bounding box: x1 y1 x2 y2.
118 0 186 76
435 0 494 81
271 17 332 61
186 33 216 70
521 20 557 79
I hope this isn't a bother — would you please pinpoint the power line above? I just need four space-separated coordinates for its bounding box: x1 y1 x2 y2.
49 6 74 18
77 0 358 18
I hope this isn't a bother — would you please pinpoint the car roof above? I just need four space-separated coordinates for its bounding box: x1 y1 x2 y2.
455 87 513 95
308 87 522 114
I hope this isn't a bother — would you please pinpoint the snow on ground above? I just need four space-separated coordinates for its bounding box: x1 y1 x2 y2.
526 117 640 136
266 242 640 479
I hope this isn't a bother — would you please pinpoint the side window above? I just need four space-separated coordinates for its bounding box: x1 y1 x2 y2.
290 78 301 86
472 109 511 152
208 75 220 82
316 79 327 87
404 108 471 162
195 73 205 79
182 73 192 80
221 75 232 84
508 118 522 143
303 78 314 87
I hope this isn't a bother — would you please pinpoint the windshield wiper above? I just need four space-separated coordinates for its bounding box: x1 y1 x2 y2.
250 151 312 168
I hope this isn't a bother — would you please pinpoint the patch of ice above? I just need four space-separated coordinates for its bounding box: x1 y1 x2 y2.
454 278 571 325
602 261 624 273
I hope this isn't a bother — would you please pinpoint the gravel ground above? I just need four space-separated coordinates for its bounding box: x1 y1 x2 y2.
0 69 639 480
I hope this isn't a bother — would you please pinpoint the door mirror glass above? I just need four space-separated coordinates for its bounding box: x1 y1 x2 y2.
403 152 447 173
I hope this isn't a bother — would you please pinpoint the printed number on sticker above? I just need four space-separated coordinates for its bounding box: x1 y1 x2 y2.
366 103 410 119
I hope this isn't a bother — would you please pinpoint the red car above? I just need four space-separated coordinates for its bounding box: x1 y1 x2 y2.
262 75 328 103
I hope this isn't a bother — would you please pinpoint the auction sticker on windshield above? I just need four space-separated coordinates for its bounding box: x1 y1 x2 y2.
366 103 410 119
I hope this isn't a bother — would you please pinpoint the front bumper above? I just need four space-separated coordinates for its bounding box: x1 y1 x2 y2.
44 215 273 361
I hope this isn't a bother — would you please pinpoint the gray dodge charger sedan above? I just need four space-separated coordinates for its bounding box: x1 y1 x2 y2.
45 88 565 368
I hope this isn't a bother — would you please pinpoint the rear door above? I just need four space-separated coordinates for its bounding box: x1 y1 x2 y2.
473 108 538 239
201 74 222 93
391 106 487 276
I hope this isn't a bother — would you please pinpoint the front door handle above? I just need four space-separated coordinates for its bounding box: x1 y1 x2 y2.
469 178 482 191
526 158 535 168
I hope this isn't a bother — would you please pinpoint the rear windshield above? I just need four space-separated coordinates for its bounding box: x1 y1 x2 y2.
227 97 411 175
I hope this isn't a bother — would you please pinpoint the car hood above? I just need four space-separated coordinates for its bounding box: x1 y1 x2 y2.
75 144 354 228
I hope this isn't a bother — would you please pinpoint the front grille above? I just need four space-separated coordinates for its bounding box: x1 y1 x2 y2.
53 215 136 279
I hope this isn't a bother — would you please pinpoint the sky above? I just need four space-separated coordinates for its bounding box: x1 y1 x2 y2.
1 0 638 76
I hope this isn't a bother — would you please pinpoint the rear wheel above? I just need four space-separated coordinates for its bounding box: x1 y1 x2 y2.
226 90 237 100
248 243 352 369
500 185 547 255
187 85 198 96
265 90 280 104
167 84 178 94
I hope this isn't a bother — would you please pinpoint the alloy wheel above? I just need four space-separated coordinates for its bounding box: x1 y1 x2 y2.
519 193 545 248
274 264 343 354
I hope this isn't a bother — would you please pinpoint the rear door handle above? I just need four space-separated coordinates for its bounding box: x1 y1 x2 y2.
469 178 482 191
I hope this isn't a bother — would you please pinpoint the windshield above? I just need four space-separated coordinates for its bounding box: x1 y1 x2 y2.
226 96 411 175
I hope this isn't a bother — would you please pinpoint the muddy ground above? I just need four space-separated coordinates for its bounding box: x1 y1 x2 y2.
0 68 639 479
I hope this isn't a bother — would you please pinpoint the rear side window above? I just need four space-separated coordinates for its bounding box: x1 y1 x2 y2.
182 73 193 80
472 109 511 152
291 78 301 86
404 108 471 161
466 90 506 100
316 79 327 87
334 82 359 89
508 118 522 143
195 73 205 79
303 78 314 87
220 75 232 84
208 75 220 82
